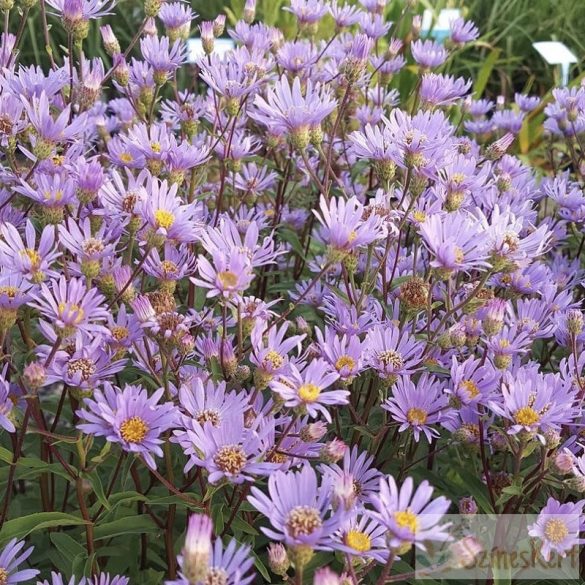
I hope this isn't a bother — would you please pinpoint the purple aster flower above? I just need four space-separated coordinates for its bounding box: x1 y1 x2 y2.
364 324 423 384
488 366 578 440
250 322 305 388
32 276 109 338
15 172 77 221
143 244 197 287
411 39 448 69
315 327 363 381
21 91 86 158
192 248 254 299
320 445 381 506
314 195 384 254
0 220 59 283
283 0 328 25
248 465 346 551
420 73 472 107
370 475 451 554
252 75 336 149
419 212 490 277
0 539 38 584
44 334 126 391
270 358 348 421
329 0 362 27
383 373 453 442
137 177 202 244
170 536 255 585
349 123 400 180
46 0 115 21
140 35 186 83
159 3 195 41
528 498 585 561
175 414 277 483
332 513 389 562
447 356 497 408
359 13 390 39
234 162 278 195
77 383 177 469
38 574 128 585
492 109 525 134
515 93 540 112
449 18 479 45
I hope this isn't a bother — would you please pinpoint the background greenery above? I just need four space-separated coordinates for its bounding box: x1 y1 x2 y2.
9 0 584 97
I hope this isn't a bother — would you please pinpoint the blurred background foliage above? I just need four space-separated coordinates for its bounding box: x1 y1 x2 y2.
9 0 585 98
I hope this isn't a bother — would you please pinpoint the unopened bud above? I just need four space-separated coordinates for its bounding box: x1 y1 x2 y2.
320 438 347 463
268 543 290 576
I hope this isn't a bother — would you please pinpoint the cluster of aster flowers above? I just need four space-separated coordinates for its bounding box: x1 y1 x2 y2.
0 0 585 583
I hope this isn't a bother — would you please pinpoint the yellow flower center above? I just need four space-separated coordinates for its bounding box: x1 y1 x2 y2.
120 416 149 443
452 172 466 185
58 302 85 324
120 152 134 163
394 509 419 533
514 406 540 426
217 270 239 289
286 505 322 538
0 286 18 298
0 568 8 585
213 444 247 475
461 379 480 399
20 248 41 268
412 210 427 222
348 230 357 243
195 409 221 426
544 519 569 544
345 530 372 552
335 355 356 372
160 260 179 277
298 383 320 403
454 246 465 264
150 141 162 153
406 407 427 425
265 350 284 369
154 209 175 230
111 326 129 341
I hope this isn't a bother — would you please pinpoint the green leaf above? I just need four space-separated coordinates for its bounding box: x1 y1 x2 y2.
93 515 159 541
473 48 502 98
0 512 87 546
84 469 110 511
252 550 271 582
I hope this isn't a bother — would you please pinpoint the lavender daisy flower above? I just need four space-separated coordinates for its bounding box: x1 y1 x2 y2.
447 356 497 408
314 195 384 255
270 359 348 421
32 276 109 338
349 123 400 181
175 414 277 483
77 383 177 469
315 327 363 382
170 537 255 585
320 446 381 506
488 366 578 440
383 373 453 442
38 574 128 585
370 475 451 554
332 513 389 563
159 3 195 42
364 324 423 385
140 35 186 84
0 375 15 433
0 538 39 584
420 73 472 108
0 220 59 283
143 244 197 291
411 39 448 69
252 76 336 149
528 498 585 561
283 0 328 26
248 465 346 555
192 248 254 299
137 178 202 244
250 322 305 388
419 212 490 278
449 18 479 45
329 0 362 28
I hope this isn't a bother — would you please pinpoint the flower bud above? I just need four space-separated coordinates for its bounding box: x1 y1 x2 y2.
200 21 214 54
554 450 575 475
268 543 290 576
213 14 226 37
23 362 47 390
320 438 347 463
243 0 256 23
100 25 120 56
566 309 584 335
314 567 342 585
459 496 478 515
300 421 327 442
332 472 356 511
182 514 213 584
